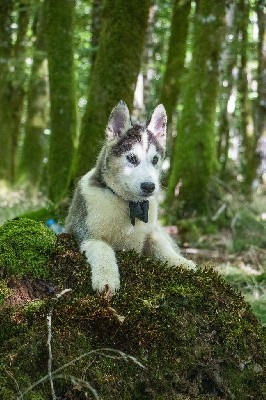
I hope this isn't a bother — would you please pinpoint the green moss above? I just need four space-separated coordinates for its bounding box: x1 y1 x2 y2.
0 218 56 278
0 281 11 305
0 234 265 399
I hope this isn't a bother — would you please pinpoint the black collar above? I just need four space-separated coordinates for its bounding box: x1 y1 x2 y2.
105 185 149 226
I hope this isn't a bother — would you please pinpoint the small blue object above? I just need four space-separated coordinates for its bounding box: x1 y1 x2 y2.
45 218 65 234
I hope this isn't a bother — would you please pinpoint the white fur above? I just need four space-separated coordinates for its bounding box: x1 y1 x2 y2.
66 102 196 297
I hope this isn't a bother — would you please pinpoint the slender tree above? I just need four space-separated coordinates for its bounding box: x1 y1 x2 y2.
90 0 104 68
76 0 150 178
0 1 29 182
251 0 266 187
237 0 253 195
0 0 13 181
160 0 191 131
255 0 266 138
166 0 226 218
217 2 239 178
45 0 77 203
19 5 48 187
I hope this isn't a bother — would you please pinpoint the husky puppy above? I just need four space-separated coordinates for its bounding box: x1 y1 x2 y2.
66 101 196 298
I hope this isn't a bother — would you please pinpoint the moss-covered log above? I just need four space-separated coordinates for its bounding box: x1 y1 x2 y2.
166 1 226 218
76 0 150 178
45 0 77 203
0 219 265 399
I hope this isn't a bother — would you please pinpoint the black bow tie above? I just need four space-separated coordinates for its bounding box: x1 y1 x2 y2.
129 201 149 226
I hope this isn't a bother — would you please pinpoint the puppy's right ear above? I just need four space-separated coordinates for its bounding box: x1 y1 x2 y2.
106 101 132 140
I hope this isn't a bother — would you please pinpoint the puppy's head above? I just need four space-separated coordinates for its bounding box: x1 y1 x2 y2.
103 101 167 202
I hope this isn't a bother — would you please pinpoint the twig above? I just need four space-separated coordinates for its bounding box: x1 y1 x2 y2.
16 348 145 399
47 288 72 400
211 203 227 221
53 374 99 399
47 310 56 400
3 367 23 399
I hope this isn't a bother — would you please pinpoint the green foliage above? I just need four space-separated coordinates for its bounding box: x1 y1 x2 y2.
0 233 265 398
0 281 10 305
218 264 266 327
0 218 56 278
232 210 266 251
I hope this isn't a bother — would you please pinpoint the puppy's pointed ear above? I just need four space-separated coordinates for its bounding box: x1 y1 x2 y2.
106 101 132 140
147 104 167 148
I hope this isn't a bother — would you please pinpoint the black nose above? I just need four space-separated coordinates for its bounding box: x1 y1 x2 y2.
141 182 155 194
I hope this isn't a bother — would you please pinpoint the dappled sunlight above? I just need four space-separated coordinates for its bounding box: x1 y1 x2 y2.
0 181 48 226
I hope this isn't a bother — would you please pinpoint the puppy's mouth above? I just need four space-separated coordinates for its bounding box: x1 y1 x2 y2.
141 192 153 198
122 183 157 202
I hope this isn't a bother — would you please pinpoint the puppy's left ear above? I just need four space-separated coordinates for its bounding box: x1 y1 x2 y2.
147 104 167 148
106 100 132 140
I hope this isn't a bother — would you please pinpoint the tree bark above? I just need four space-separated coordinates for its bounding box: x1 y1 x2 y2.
237 0 253 196
90 0 104 69
0 0 28 183
160 0 191 131
253 0 266 183
166 0 226 218
0 0 13 181
217 2 238 178
76 0 150 178
19 5 48 188
45 0 77 203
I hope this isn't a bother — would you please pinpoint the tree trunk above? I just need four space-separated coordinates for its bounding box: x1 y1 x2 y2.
217 2 238 178
90 0 104 69
253 0 266 182
0 0 28 183
19 5 48 188
166 0 226 218
76 0 150 178
0 0 13 181
160 0 191 131
45 0 77 203
237 0 254 196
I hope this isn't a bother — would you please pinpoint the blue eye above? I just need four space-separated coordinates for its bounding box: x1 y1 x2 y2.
152 155 159 165
127 154 139 165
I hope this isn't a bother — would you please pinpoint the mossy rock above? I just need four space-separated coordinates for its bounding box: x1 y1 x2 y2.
0 232 266 399
0 218 56 278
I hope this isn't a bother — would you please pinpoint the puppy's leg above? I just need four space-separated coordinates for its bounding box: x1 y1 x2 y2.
144 227 196 270
81 239 120 297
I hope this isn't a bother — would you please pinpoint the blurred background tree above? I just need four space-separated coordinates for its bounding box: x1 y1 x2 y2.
0 0 265 217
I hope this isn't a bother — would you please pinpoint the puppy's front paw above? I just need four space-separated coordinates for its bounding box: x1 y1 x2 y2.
171 255 197 271
182 258 197 271
91 265 120 298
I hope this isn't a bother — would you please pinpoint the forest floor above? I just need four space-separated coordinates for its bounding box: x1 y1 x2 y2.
0 180 265 326
183 235 266 327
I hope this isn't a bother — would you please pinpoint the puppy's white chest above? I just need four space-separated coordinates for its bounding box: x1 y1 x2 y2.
85 187 157 253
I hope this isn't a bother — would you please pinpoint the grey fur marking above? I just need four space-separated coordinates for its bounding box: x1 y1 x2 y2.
65 184 89 245
111 124 143 156
90 147 108 188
